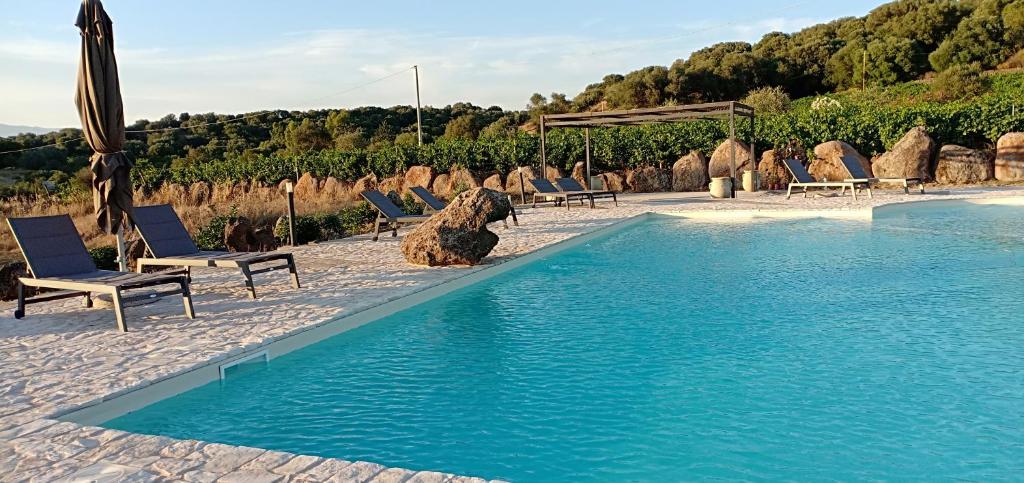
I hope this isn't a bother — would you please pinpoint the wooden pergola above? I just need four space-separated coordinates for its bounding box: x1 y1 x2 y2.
539 101 755 198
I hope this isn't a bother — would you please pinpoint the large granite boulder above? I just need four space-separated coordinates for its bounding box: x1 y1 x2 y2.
404 165 435 191
294 172 319 198
433 167 482 200
809 141 871 182
431 174 450 197
757 149 792 189
400 188 512 266
596 172 626 192
349 174 378 201
483 173 505 191
449 167 482 192
378 174 405 195
935 145 994 184
571 162 587 185
872 127 936 180
627 166 671 192
709 139 753 178
672 151 708 191
505 166 539 195
321 176 347 199
224 217 258 252
995 132 1024 181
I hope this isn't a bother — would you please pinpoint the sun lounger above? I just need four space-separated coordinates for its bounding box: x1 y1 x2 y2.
839 155 925 194
361 190 431 241
6 214 195 332
554 177 618 207
408 186 518 228
783 159 870 200
131 204 299 300
529 179 594 210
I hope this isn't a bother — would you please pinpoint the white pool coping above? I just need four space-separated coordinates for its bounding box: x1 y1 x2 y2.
3 188 1024 482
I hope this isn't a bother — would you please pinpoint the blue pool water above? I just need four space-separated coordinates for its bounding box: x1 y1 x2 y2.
106 202 1024 481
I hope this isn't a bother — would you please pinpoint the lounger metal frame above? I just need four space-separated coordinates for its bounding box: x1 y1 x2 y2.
554 178 618 206
131 205 299 300
783 159 871 200
529 179 595 210
7 215 195 332
839 155 925 194
361 190 431 241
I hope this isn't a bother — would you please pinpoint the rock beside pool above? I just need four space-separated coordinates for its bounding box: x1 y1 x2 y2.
401 188 512 266
505 166 563 196
483 172 505 191
872 127 936 181
809 141 871 181
757 149 792 189
935 145 994 184
627 166 671 192
672 151 708 191
708 139 753 178
995 132 1024 181
596 171 626 192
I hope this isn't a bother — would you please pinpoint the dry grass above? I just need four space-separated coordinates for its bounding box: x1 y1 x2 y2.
0 180 364 262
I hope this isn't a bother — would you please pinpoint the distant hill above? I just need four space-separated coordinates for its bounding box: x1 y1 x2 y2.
0 124 57 137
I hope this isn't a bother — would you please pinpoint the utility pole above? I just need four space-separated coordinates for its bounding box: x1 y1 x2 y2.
414 65 423 146
862 50 867 91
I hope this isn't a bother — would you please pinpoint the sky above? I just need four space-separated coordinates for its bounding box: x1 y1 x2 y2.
0 0 886 128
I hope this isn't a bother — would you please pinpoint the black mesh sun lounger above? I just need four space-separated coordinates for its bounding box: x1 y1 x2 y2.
554 177 617 207
839 155 925 194
131 204 300 300
361 190 431 241
783 159 871 200
6 214 195 332
408 186 518 228
529 178 594 210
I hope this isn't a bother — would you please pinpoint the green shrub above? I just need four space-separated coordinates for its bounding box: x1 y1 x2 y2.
89 246 118 270
194 213 233 250
743 86 791 114
340 202 377 235
401 192 424 215
931 63 988 100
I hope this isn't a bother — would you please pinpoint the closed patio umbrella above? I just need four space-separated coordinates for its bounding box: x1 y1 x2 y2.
75 0 133 270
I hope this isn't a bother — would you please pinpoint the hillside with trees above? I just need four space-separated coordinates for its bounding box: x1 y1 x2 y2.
1 0 1023 197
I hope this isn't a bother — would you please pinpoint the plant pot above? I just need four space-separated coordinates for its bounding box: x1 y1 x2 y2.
709 177 732 198
742 170 761 192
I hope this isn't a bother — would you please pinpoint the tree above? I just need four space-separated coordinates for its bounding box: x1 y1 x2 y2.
930 14 1009 70
444 113 484 140
284 119 331 154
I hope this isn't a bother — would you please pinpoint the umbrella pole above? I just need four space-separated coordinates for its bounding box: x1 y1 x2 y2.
116 225 128 272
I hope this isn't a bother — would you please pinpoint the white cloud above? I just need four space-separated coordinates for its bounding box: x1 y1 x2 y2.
0 17 821 127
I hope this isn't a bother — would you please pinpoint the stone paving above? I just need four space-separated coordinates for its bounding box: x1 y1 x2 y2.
2 187 1023 482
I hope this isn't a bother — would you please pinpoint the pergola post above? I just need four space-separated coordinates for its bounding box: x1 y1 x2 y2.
584 127 592 189
729 102 737 199
749 108 756 191
539 116 547 179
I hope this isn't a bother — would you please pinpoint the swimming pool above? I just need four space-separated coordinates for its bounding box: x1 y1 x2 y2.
105 202 1024 481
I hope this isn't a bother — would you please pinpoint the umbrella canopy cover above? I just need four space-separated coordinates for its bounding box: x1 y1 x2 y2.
75 0 133 234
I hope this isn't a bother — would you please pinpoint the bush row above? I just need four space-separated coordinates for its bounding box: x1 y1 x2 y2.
131 95 1024 191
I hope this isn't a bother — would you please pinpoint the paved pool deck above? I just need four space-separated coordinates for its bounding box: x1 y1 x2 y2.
2 187 1024 482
